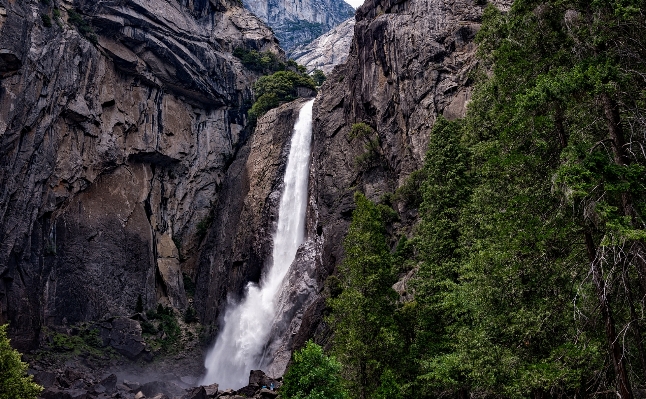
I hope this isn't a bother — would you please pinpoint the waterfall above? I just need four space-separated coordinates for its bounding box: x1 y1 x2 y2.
200 99 315 389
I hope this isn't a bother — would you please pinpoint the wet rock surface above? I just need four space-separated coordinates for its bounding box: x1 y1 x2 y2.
0 0 279 349
194 98 313 331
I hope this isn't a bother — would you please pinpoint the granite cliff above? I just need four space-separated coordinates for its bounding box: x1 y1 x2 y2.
0 0 281 349
291 17 355 74
242 0 355 52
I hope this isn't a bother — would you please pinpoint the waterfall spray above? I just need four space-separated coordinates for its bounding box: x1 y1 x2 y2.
200 99 316 389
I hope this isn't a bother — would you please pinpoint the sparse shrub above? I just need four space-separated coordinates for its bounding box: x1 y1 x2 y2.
67 9 98 44
141 320 157 335
79 327 103 348
355 138 381 168
41 14 52 27
348 122 373 140
196 214 213 241
393 168 427 207
312 69 326 86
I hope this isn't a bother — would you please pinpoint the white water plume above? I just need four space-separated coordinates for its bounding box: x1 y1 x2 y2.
200 99 315 389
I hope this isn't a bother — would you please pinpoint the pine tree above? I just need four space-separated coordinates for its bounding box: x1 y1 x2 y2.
282 341 347 399
0 325 43 399
328 193 400 399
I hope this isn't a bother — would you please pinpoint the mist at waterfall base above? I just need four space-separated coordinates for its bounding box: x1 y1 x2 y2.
200 99 315 389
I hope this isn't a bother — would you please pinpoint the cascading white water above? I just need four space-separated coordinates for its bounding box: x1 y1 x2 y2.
200 99 315 389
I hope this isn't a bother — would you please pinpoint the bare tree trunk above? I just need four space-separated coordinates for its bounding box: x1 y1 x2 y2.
585 231 634 399
623 267 646 374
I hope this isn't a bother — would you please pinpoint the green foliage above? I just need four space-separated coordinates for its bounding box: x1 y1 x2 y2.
141 320 157 335
282 341 347 399
312 69 326 86
346 123 382 169
41 14 52 27
328 193 400 399
233 48 284 72
248 93 280 121
0 325 43 399
248 71 316 120
38 325 113 362
52 8 62 27
146 305 181 351
67 9 98 44
326 1 646 398
347 123 373 140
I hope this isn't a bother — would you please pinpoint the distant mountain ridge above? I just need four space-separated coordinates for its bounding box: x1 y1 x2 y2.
242 0 355 52
291 17 354 74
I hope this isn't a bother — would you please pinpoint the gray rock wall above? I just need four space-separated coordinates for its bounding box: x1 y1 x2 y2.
291 17 355 75
194 98 313 332
243 0 355 51
0 0 280 349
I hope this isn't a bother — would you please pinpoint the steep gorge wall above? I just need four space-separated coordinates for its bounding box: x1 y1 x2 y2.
0 0 280 349
296 0 513 343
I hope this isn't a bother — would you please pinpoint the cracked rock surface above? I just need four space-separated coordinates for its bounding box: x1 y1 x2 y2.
0 0 279 348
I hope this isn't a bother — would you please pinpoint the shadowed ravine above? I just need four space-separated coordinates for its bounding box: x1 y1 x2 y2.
201 99 316 389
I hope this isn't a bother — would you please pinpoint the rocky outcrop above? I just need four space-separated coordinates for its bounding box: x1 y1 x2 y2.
0 0 280 349
291 18 355 74
243 0 355 51
99 317 146 360
296 0 513 343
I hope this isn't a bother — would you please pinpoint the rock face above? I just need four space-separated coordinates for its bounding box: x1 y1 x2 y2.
242 0 355 52
291 18 355 74
0 0 280 349
295 0 513 344
194 98 313 330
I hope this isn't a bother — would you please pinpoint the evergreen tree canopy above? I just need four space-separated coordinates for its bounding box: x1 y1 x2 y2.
282 341 347 399
0 325 43 399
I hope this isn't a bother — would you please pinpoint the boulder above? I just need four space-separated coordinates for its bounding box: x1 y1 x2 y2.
101 317 146 359
235 385 257 398
258 388 278 398
203 383 219 397
182 386 206 399
100 374 118 394
34 371 57 388
139 381 185 398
